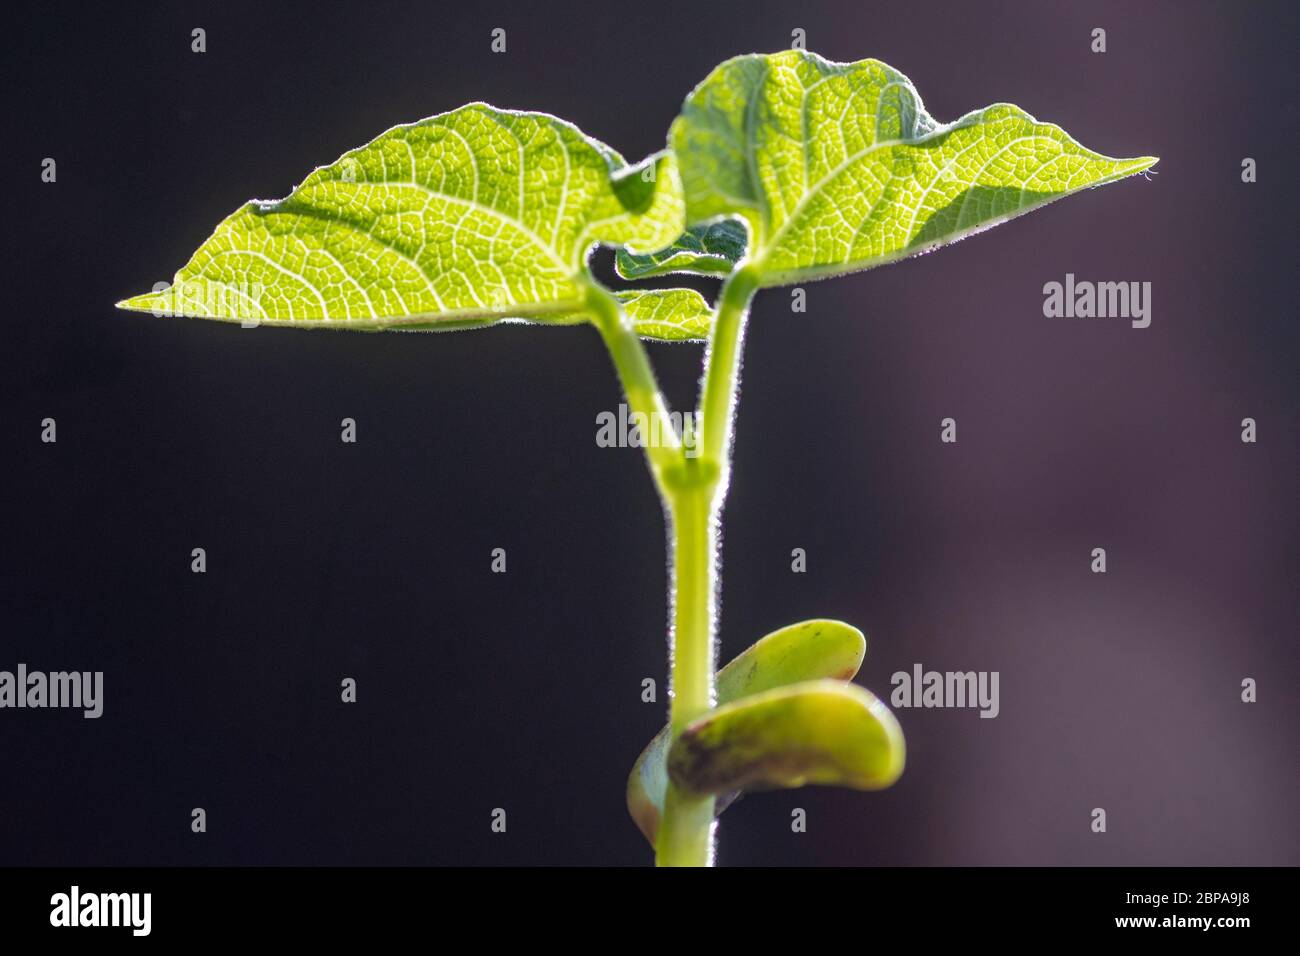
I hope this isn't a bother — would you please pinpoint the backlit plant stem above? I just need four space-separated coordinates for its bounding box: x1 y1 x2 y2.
654 483 716 866
699 263 761 480
585 282 681 487
588 266 761 866
655 263 761 866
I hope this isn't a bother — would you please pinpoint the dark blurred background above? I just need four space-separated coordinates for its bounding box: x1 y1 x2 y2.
2 0 1296 866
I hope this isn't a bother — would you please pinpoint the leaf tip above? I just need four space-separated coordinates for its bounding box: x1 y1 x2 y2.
115 293 160 313
1125 155 1159 176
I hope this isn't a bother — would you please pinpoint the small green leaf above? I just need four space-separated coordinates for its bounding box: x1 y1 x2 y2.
671 50 1157 286
117 103 684 328
667 679 905 795
615 219 746 280
398 288 713 342
627 619 866 843
616 288 715 342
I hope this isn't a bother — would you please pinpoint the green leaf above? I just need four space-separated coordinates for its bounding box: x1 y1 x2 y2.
671 50 1157 286
615 288 714 341
397 288 714 342
667 679 905 795
117 103 685 328
627 619 866 843
615 219 746 280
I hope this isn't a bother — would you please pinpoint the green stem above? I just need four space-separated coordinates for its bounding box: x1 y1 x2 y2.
655 261 759 868
585 268 760 867
585 282 681 490
655 264 760 867
654 482 716 866
699 264 761 477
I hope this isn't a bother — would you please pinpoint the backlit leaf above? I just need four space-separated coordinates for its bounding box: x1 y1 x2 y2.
615 288 714 342
397 288 713 342
615 219 746 280
117 104 684 328
671 50 1157 286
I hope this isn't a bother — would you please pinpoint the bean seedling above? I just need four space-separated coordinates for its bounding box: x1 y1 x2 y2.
119 50 1155 866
